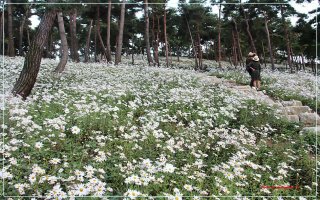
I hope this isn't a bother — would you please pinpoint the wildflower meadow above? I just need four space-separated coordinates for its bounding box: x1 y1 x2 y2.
1 56 318 199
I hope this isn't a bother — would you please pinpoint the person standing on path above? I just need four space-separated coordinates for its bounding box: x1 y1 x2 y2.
246 52 256 87
246 55 261 90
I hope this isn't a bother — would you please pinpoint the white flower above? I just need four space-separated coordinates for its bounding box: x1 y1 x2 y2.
28 173 37 184
35 142 43 149
49 158 61 165
75 183 90 196
184 184 193 192
125 189 141 199
163 163 175 173
71 126 81 134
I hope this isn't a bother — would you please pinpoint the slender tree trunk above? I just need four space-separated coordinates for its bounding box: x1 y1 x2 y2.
185 15 198 69
155 16 160 67
106 0 112 62
233 19 243 67
244 18 256 53
196 25 202 69
94 24 98 62
115 0 126 65
261 41 267 68
301 54 305 71
264 14 275 70
151 14 156 66
12 8 57 99
144 0 153 66
96 5 109 59
69 8 79 62
7 0 15 56
164 5 169 68
27 29 31 47
218 4 222 68
19 5 31 56
54 12 69 73
0 11 3 54
280 5 292 72
232 29 238 67
84 19 93 62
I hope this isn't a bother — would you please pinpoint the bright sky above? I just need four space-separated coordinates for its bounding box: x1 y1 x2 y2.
29 0 318 29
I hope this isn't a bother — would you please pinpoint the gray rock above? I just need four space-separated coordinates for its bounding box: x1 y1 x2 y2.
282 100 303 107
300 126 320 134
285 106 311 115
286 115 299 123
299 113 320 126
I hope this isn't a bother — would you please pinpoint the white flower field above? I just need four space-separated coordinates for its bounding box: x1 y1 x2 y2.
1 56 318 199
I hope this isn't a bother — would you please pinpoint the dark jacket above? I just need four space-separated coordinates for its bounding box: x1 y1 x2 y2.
247 61 261 80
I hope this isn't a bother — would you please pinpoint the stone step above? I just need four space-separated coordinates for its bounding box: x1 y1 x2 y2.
299 113 320 127
300 126 320 134
284 106 312 115
282 100 303 107
285 115 299 123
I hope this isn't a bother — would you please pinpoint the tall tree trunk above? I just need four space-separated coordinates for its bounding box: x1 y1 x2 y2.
185 15 198 69
155 15 160 67
115 0 126 65
240 3 256 53
54 12 69 73
12 9 57 99
19 5 31 56
0 11 3 54
264 14 275 70
218 4 222 68
69 8 79 62
232 29 238 67
244 17 256 53
96 5 109 59
164 5 169 68
7 0 15 56
144 0 153 66
197 30 202 69
106 0 112 62
151 14 157 66
261 41 267 68
94 24 98 62
301 54 305 71
27 29 31 47
85 20 93 62
233 19 243 67
280 5 292 72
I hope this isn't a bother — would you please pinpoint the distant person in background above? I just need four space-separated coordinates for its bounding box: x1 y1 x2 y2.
246 52 256 87
246 55 261 90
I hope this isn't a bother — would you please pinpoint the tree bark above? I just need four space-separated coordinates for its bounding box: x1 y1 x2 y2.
69 8 79 62
144 0 153 66
106 0 112 62
84 19 93 62
232 29 238 67
185 15 198 70
218 4 222 68
233 19 243 67
96 5 109 59
12 8 57 99
280 5 292 72
197 29 202 69
264 14 275 70
164 5 169 68
0 11 3 54
7 0 15 56
115 0 126 65
54 11 69 73
19 5 31 56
